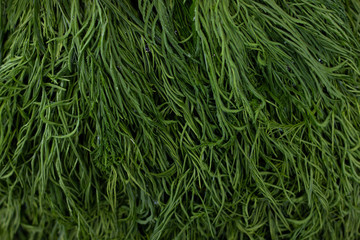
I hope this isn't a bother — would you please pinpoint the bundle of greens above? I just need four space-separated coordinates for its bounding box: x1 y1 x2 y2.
1 0 359 239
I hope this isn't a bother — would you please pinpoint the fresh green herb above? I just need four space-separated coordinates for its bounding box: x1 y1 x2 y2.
0 0 359 239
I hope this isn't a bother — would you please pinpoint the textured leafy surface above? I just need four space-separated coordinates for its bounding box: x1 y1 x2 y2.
1 0 360 239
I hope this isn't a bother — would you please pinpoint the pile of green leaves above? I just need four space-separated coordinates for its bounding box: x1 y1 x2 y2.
1 0 360 239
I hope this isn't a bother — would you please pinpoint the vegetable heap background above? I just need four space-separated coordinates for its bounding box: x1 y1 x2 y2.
1 0 360 239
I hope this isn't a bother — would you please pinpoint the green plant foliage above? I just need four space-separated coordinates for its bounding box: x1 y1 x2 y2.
1 0 360 239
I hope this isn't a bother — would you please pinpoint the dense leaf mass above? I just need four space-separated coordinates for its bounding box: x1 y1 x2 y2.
1 0 360 239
